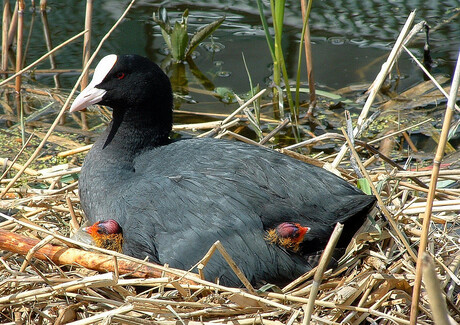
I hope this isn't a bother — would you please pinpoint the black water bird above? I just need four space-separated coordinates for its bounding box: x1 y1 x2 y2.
70 54 376 286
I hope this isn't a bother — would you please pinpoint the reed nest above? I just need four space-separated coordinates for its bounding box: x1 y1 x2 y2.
1 85 460 325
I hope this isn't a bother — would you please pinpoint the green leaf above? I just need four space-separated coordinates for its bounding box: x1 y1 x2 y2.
61 173 79 184
170 10 189 61
152 7 172 34
256 0 275 60
186 16 225 57
357 178 372 195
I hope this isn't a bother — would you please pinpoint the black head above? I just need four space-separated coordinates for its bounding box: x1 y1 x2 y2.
70 54 173 131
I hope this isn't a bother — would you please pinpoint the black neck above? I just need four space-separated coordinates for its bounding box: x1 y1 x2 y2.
93 106 171 167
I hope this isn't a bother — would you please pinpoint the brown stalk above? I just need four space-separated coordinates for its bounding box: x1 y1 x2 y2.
421 253 453 324
0 228 198 285
15 0 25 117
40 8 61 88
341 128 417 261
410 49 460 325
6 1 17 52
80 0 94 130
1 0 10 72
300 0 316 115
303 223 343 325
81 0 93 88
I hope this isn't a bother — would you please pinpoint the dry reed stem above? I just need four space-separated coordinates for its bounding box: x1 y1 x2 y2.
0 30 87 87
421 253 452 325
79 0 94 130
0 132 34 181
403 45 460 112
300 0 316 112
81 0 93 89
304 223 343 325
332 11 416 168
67 304 134 325
1 1 10 72
259 117 290 145
198 88 266 137
341 128 418 262
410 49 460 325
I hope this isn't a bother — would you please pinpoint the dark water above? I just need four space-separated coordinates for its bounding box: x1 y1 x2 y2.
5 1 460 118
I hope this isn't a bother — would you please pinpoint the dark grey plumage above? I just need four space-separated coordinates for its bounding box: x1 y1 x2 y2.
72 54 376 286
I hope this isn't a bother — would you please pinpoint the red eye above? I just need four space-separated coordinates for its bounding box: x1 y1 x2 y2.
116 72 125 79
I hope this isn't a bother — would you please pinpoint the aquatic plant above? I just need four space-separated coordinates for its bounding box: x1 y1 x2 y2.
153 8 225 63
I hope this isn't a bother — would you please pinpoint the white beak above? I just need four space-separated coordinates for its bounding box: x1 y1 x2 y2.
70 54 118 112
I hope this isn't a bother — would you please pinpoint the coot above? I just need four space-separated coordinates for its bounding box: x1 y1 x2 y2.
70 54 376 286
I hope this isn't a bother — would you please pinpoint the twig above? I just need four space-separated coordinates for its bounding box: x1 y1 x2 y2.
303 223 343 325
341 128 417 261
66 304 134 325
259 118 290 145
57 144 93 157
195 240 255 293
66 195 80 231
200 89 266 138
410 49 460 325
332 11 416 168
0 132 34 182
421 253 452 325
403 45 460 112
19 235 54 272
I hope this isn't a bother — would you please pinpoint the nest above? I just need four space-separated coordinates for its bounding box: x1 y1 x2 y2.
1 126 459 324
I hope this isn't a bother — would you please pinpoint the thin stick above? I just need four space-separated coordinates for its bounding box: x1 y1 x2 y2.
195 241 255 293
421 253 452 325
81 0 92 89
80 0 93 130
259 117 289 145
0 30 87 87
0 0 135 199
199 89 266 138
66 195 80 231
410 49 460 325
40 10 60 88
403 45 460 112
341 128 417 261
332 11 416 168
19 235 54 272
15 0 25 117
57 144 93 157
1 0 10 72
303 223 343 325
300 0 316 114
6 1 17 55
